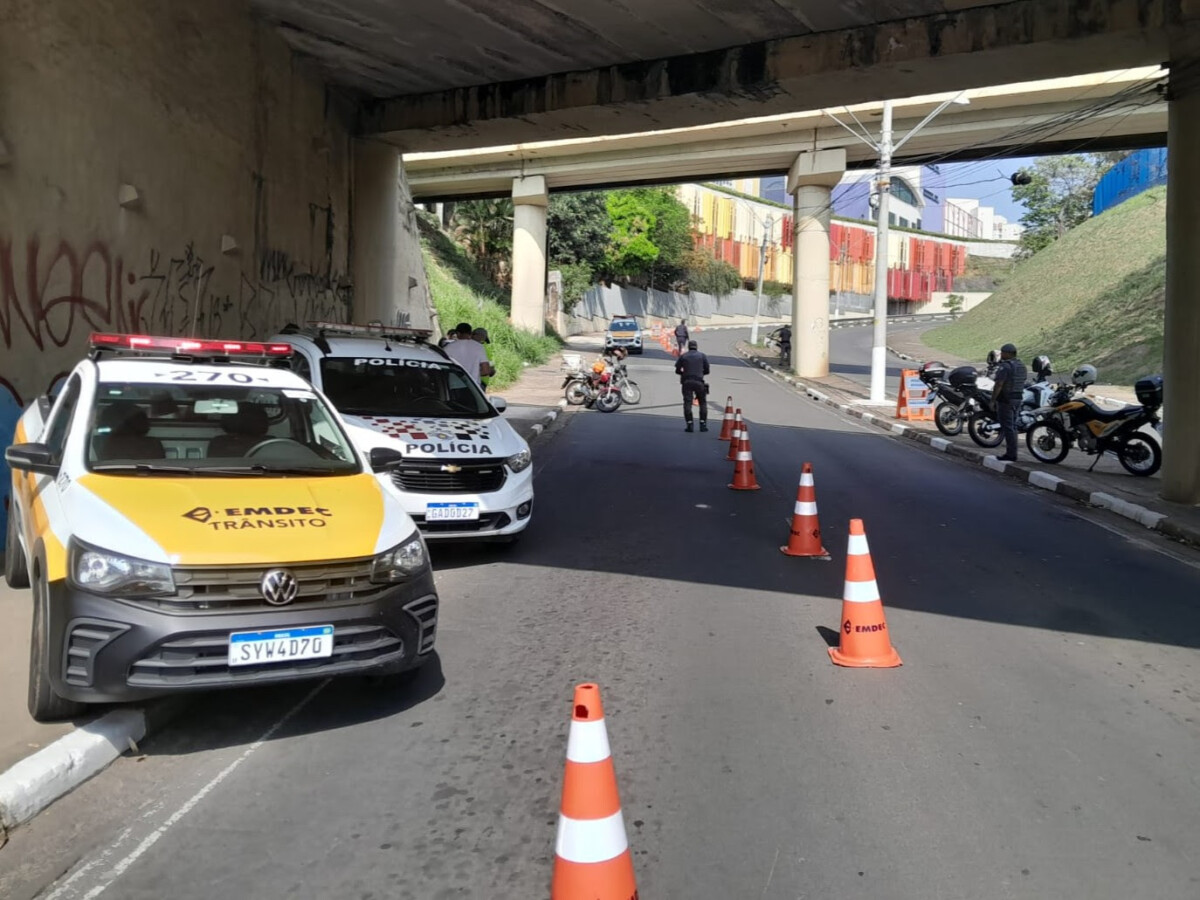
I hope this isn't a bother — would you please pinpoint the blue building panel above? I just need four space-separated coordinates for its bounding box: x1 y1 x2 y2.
1093 148 1168 216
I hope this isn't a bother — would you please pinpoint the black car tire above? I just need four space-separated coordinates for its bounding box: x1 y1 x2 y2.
4 506 30 589
28 570 86 722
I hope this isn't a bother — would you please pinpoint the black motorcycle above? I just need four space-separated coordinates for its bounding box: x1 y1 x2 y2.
1026 369 1163 476
918 361 979 437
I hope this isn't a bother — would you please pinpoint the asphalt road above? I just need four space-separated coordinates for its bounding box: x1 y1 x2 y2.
4 334 1200 900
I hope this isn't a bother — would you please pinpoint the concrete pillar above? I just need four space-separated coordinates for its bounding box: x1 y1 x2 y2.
511 175 549 334
351 140 436 332
787 149 846 378
1161 66 1200 503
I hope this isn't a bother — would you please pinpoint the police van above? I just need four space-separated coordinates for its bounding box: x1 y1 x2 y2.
269 322 533 544
4 333 439 722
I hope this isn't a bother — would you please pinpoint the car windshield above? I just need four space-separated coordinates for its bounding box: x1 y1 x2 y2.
610 319 637 330
319 357 493 418
86 379 360 476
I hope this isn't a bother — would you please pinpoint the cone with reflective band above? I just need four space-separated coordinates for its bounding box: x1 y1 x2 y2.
552 684 639 900
718 397 736 440
726 410 744 461
829 519 902 668
728 424 761 491
781 463 830 558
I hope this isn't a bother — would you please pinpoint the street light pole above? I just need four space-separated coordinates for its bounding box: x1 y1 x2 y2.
869 100 894 404
750 217 771 345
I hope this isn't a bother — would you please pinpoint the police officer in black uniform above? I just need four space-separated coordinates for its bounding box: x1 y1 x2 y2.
991 342 1027 462
675 339 710 432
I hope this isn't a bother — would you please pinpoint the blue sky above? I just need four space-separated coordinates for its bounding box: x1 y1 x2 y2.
939 156 1037 222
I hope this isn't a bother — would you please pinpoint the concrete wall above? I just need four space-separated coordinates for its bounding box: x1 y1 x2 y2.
927 291 993 315
568 284 793 334
0 0 362 541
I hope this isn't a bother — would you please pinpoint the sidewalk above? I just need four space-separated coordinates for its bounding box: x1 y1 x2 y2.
735 339 1200 549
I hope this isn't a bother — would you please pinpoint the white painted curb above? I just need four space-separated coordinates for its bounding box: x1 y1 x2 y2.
1090 492 1167 529
0 708 146 830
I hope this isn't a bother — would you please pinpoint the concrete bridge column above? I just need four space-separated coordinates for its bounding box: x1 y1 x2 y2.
1162 59 1200 504
787 149 846 378
352 140 401 325
511 175 549 335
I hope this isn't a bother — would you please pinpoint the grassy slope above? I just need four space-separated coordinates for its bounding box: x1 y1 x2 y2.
926 186 1166 385
419 217 560 391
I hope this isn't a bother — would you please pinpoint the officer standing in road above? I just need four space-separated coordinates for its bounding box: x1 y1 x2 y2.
675 339 710 432
991 342 1027 462
674 319 689 354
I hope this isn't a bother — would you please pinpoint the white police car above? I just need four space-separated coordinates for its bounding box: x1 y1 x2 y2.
270 323 533 543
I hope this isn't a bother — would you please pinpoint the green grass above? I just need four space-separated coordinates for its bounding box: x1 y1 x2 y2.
419 216 561 391
926 186 1166 385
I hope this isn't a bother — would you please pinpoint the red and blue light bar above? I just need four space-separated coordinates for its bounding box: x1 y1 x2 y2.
89 333 294 356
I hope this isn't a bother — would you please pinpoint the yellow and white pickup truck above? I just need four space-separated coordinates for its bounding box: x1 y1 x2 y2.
4 333 438 722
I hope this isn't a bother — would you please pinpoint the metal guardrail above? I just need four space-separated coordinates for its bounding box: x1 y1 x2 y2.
829 312 955 328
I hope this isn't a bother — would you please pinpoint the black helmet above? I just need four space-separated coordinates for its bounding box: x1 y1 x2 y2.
1032 355 1052 379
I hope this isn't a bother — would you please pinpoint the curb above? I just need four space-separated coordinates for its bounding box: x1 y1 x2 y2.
528 399 567 438
0 698 184 839
733 345 1200 550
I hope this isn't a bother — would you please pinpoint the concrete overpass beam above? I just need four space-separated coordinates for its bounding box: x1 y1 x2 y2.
788 149 846 378
1162 58 1200 504
511 175 549 335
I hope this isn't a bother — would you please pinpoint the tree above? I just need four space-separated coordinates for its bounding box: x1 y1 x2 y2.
603 187 693 289
681 248 741 297
1013 154 1108 256
451 199 513 287
548 192 611 271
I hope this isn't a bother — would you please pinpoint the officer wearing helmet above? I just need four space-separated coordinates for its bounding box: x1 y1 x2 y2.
991 342 1027 462
674 339 711 432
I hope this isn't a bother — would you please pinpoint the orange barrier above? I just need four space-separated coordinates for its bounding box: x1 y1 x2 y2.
728 424 761 491
781 463 830 558
726 410 744 461
828 519 902 668
718 397 735 441
896 369 934 421
551 684 639 900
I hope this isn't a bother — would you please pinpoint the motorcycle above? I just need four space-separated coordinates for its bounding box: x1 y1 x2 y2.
918 361 988 436
1025 366 1163 476
602 348 642 405
964 354 1058 449
561 359 623 412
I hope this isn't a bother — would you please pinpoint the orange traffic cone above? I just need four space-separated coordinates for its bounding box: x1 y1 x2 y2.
726 410 744 461
781 463 830 558
718 397 735 440
728 424 761 491
829 519 902 668
551 684 638 900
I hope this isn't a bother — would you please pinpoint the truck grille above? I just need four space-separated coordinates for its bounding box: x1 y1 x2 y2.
413 512 511 534
127 624 403 687
155 558 386 612
391 460 506 494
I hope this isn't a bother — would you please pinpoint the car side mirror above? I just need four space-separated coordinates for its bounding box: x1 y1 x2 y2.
5 442 59 476
489 397 508 413
368 446 405 472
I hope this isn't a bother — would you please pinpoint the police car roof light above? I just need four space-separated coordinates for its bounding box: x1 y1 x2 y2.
307 321 433 340
89 333 294 357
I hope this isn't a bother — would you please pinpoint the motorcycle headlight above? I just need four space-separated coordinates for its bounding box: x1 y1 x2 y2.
507 448 532 473
370 534 427 583
70 543 175 596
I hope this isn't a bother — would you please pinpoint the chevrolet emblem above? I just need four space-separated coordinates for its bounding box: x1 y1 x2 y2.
441 464 463 473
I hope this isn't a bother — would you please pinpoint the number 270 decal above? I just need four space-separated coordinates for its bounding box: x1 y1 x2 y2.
162 370 260 383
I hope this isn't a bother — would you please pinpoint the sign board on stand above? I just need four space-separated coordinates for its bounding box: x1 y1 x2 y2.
896 369 935 421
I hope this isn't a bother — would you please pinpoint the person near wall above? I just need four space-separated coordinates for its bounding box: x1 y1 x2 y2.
674 339 710 432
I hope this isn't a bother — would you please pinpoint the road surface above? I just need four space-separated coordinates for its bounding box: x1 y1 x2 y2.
3 332 1199 900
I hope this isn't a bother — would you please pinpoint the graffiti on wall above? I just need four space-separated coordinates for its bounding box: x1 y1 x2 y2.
0 231 353 546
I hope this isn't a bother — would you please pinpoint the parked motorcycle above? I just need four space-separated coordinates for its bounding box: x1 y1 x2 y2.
964 354 1059 449
602 347 642 404
918 361 988 436
562 359 623 412
1025 366 1163 476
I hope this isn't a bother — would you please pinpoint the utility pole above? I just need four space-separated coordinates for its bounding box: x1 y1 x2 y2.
869 100 894 404
750 216 772 345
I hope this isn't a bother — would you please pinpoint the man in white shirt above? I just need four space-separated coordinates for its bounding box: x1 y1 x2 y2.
444 321 494 387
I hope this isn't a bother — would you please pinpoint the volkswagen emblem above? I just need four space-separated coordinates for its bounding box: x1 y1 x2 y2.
260 569 299 606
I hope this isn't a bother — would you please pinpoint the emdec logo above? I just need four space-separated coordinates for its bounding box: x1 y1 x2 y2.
181 505 333 531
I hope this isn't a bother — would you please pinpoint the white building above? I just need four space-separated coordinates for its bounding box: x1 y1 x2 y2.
944 197 1021 241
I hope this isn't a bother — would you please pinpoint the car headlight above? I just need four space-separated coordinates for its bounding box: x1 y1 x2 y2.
507 448 532 473
370 534 427 583
71 543 175 596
